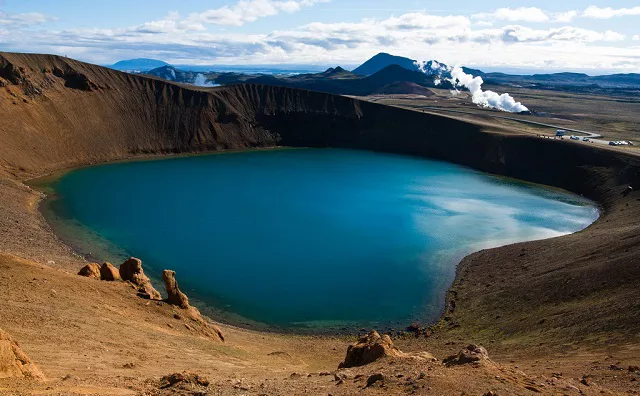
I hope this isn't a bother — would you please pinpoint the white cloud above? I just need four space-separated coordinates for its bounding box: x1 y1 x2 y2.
553 11 578 23
0 11 55 27
473 7 550 23
633 35 640 41
0 7 636 71
381 13 471 31
186 0 328 27
134 16 206 34
473 7 581 24
583 6 640 19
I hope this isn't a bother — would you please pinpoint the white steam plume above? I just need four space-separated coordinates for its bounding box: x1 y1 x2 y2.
193 73 221 87
416 61 529 113
449 67 529 113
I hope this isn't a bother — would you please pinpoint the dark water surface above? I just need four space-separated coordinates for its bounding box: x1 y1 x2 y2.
44 149 599 332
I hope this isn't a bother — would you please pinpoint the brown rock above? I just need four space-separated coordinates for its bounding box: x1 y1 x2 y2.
0 328 45 381
339 330 403 368
77 263 100 279
119 257 146 283
119 257 161 299
443 344 490 366
366 373 385 387
407 322 421 334
162 270 189 308
100 262 121 281
160 371 210 388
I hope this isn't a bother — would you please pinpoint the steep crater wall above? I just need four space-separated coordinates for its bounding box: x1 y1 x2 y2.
1 52 640 345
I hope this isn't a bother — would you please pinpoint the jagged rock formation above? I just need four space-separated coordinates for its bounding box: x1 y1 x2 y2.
77 263 101 279
0 328 45 381
443 344 490 366
338 330 437 369
339 331 404 368
100 262 121 281
119 257 161 300
162 270 189 308
160 269 224 342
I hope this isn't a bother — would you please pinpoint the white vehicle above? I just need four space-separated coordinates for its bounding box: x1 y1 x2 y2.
609 141 630 146
570 135 580 140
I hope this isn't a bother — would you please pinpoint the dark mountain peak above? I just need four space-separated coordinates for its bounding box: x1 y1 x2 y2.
375 81 435 96
369 64 421 77
146 65 179 81
319 66 355 79
323 66 348 75
353 53 419 76
364 64 431 85
151 65 176 72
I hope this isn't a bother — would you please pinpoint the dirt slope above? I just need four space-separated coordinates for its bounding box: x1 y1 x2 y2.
1 52 639 394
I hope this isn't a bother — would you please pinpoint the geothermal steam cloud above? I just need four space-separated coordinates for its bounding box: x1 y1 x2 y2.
416 61 529 113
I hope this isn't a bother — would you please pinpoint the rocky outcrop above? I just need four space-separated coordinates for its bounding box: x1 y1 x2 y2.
443 344 490 366
160 269 225 342
0 328 45 381
52 66 100 91
162 270 189 308
100 262 121 281
77 263 101 279
119 257 161 300
339 331 403 368
338 330 437 369
160 371 210 389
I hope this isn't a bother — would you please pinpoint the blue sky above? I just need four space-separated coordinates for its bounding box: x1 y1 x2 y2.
0 0 639 72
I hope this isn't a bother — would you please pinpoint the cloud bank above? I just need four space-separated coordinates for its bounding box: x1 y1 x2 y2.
0 2 637 71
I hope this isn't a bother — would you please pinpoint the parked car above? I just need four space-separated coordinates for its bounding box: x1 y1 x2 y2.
570 136 580 140
583 137 590 142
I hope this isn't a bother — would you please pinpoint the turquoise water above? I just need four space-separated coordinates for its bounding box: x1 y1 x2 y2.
45 148 598 332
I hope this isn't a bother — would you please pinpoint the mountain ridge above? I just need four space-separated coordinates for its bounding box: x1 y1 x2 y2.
111 58 169 71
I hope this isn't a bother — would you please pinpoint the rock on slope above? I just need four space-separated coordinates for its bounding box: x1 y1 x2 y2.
119 257 162 300
0 328 44 381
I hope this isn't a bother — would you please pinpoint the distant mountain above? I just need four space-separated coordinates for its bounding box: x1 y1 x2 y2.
362 64 434 88
374 82 435 96
147 65 179 81
111 58 169 72
239 64 444 96
320 66 358 79
353 53 419 76
130 52 639 98
481 71 640 89
145 65 220 87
